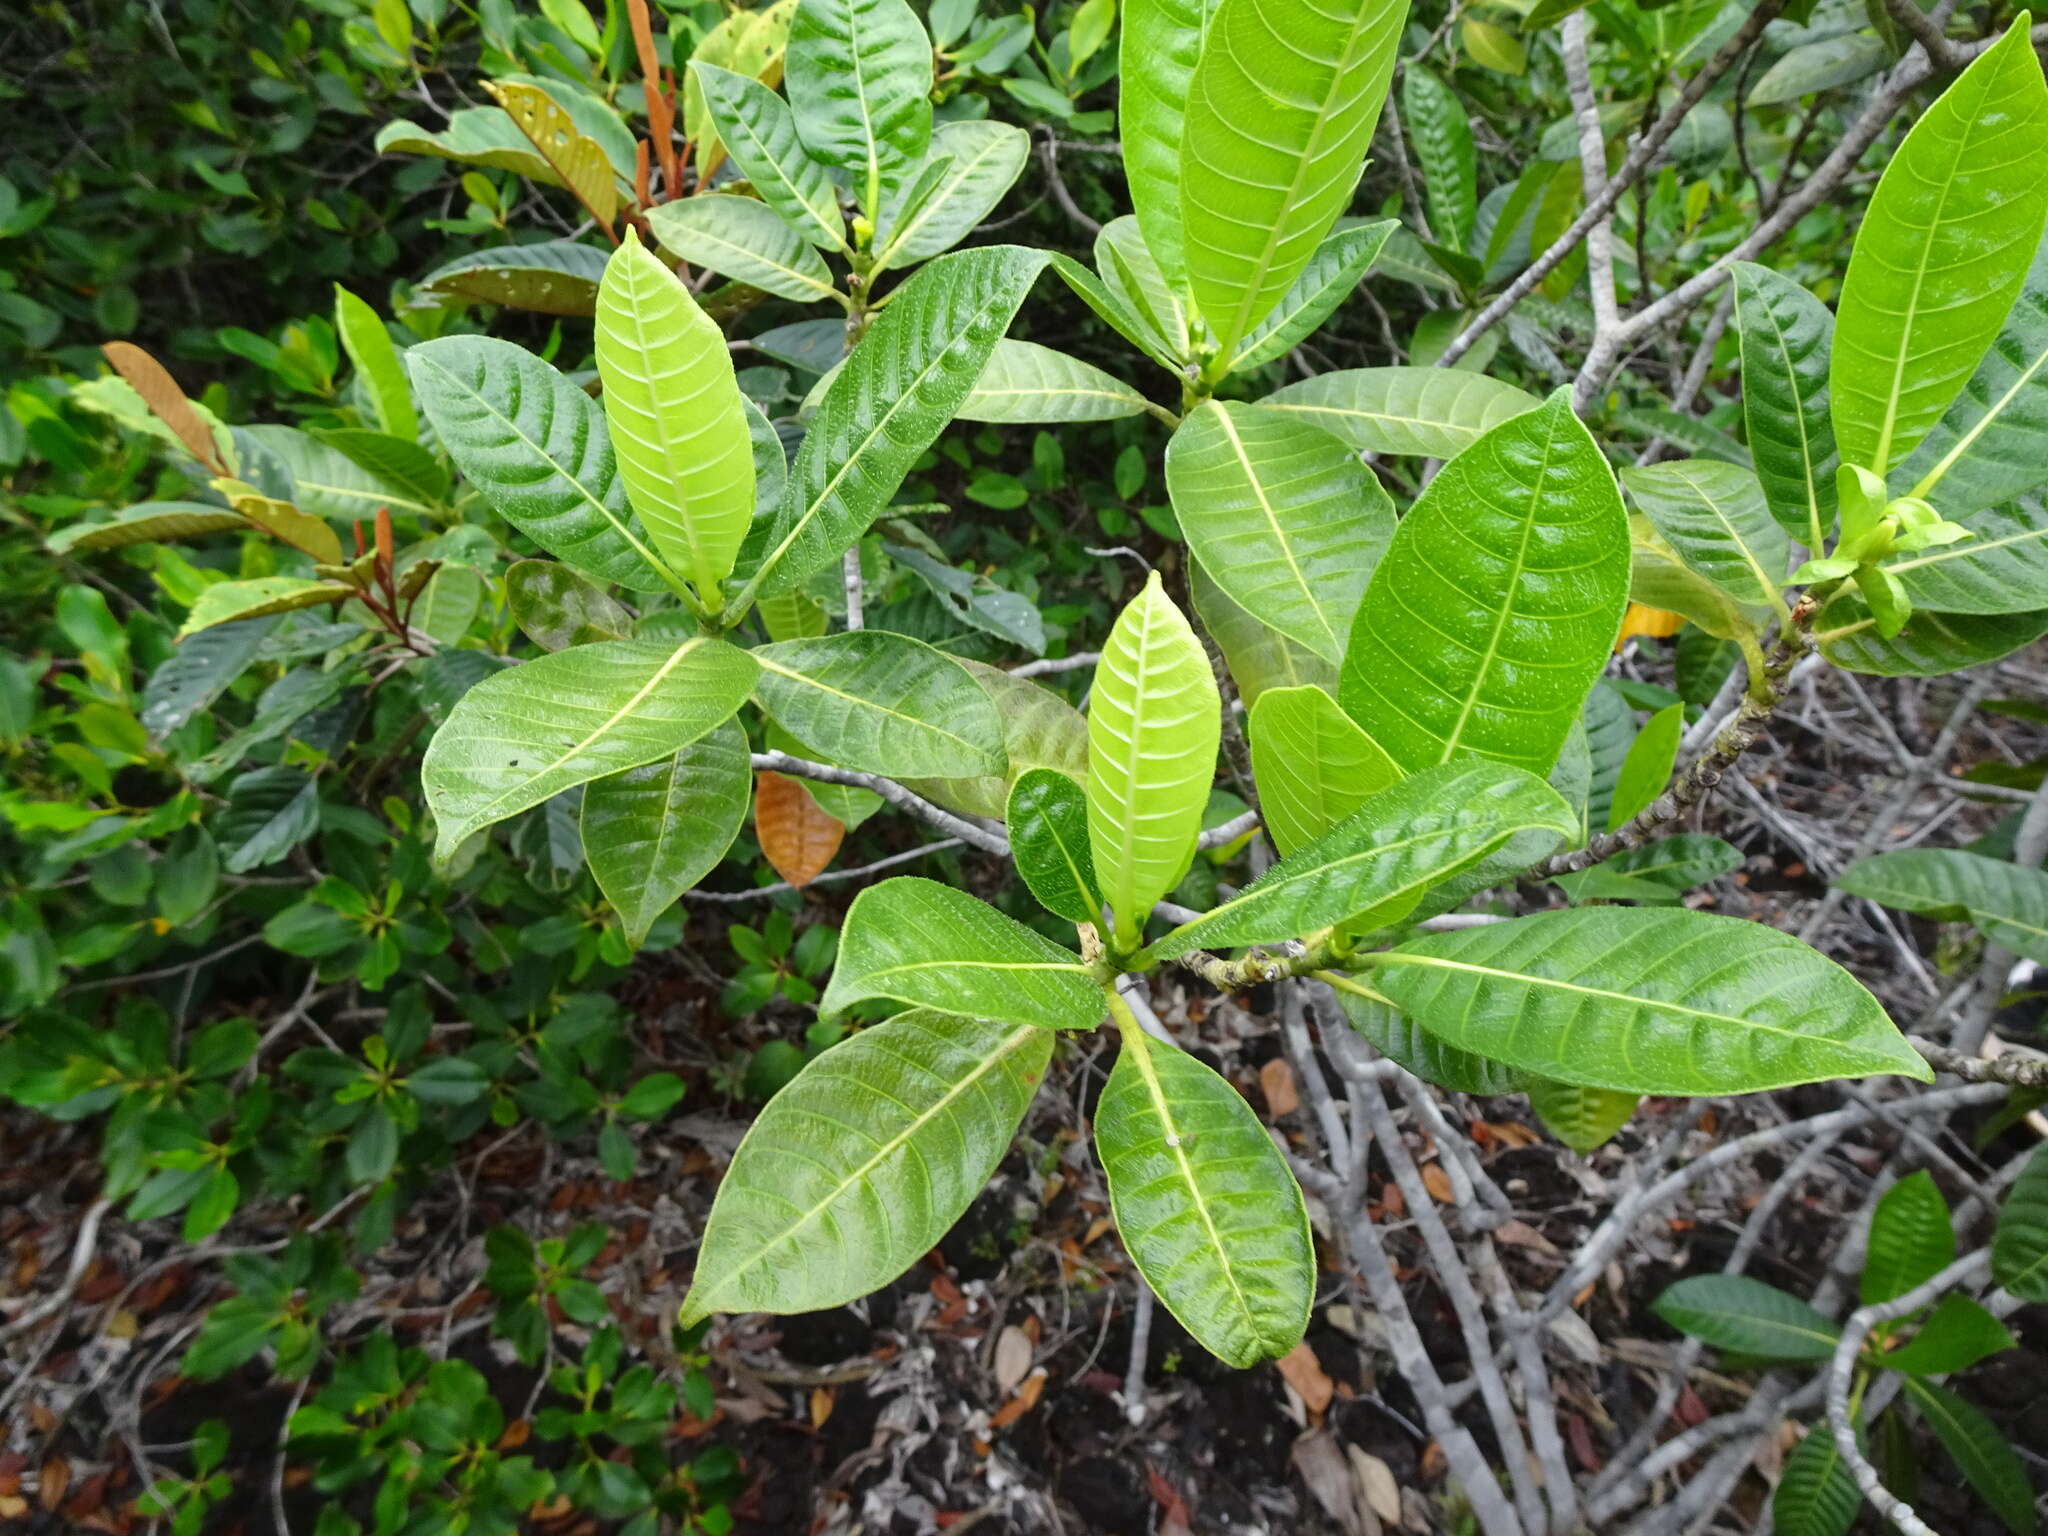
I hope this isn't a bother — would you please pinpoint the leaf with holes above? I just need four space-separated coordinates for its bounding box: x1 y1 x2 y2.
415 240 609 316
484 80 618 226
1098 1022 1313 1367
583 720 751 943
1247 684 1401 856
505 561 632 652
1008 768 1103 925
1652 1275 1842 1361
751 631 1004 778
681 1009 1052 1322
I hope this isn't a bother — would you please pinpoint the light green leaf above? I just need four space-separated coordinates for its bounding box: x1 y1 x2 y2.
1191 562 1336 708
738 246 1049 601
421 637 757 861
1087 571 1222 949
1883 498 2048 615
375 107 560 184
1993 1144 2048 1301
680 1008 1052 1322
1863 1169 1954 1306
751 630 1005 778
1772 1427 1862 1536
1179 0 1406 363
1260 367 1540 458
1620 460 1790 612
1554 834 1744 905
239 424 433 522
1008 767 1103 925
409 336 679 593
415 240 609 317
900 659 1089 821
49 503 247 554
689 63 845 249
504 560 633 651
412 566 482 647
1369 906 1933 1095
1167 402 1394 662
1904 1377 2038 1536
179 578 353 638
645 194 840 305
313 429 449 509
1340 389 1631 777
1815 588 2048 676
334 287 417 442
1404 67 1475 256
1097 216 1199 364
1247 684 1400 856
1748 32 1889 107
876 120 1030 270
1527 1077 1639 1153
1330 980 1527 1094
1731 262 1838 550
1145 760 1573 963
1651 1274 1842 1360
1120 0 1220 291
1048 255 1186 375
817 877 1104 1028
1607 702 1683 833
785 0 932 217
1830 20 2048 476
1833 847 2048 964
1231 220 1396 373
595 233 757 607
1883 1293 2016 1376
583 720 750 944
957 339 1151 424
1097 1020 1313 1368
1628 515 1765 641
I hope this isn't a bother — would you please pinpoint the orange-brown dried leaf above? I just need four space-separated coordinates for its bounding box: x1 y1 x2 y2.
755 771 843 886
1276 1341 1334 1415
102 343 224 473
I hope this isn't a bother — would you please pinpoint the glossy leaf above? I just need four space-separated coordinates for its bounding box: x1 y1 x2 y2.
1247 684 1400 856
689 63 844 248
1993 1144 2048 1301
1339 389 1631 777
1884 498 2048 615
595 233 757 606
1404 67 1475 256
1651 1274 1841 1360
1834 847 2048 964
1167 401 1394 662
818 877 1103 1029
504 560 632 651
1527 1077 1639 1152
1620 460 1790 612
1553 833 1744 905
1607 702 1683 833
1331 982 1527 1094
1815 589 2048 676
333 287 417 443
1008 768 1103 925
1259 368 1537 460
785 0 932 216
751 631 1005 778
680 1009 1052 1322
1863 1170 1954 1305
1231 220 1397 372
1904 1377 2037 1536
644 194 840 304
1370 906 1933 1095
240 424 433 521
409 337 678 593
1087 572 1222 948
142 618 278 740
1145 761 1573 963
957 339 1151 423
1883 1293 2017 1376
179 578 353 638
1097 217 1198 363
754 768 844 886
420 637 757 861
1049 252 1188 376
1773 1427 1861 1536
1829 21 2048 476
1179 0 1406 362
1731 261 1838 549
876 120 1030 270
583 720 750 943
899 660 1088 821
415 240 608 316
1121 0 1219 289
738 247 1049 599
1191 563 1336 707
1097 1022 1313 1368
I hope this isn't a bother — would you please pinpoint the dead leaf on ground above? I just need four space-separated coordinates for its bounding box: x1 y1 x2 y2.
1346 1446 1403 1528
988 1368 1047 1429
1145 1461 1192 1527
1277 1341 1335 1415
1259 1058 1299 1116
809 1386 833 1427
993 1325 1033 1394
1292 1431 1377 1536
1420 1163 1454 1203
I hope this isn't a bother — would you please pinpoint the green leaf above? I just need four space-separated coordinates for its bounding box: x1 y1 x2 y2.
1330 981 1527 1094
785 0 932 217
689 64 844 249
409 337 679 593
1883 1293 2017 1376
1628 514 1768 641
1620 460 1790 612
1403 68 1475 256
179 577 353 638
1145 761 1573 963
47 502 247 554
1097 216 1198 364
680 1009 1051 1323
1527 1077 1639 1152
1191 562 1336 708
504 560 632 651
875 120 1030 270
1863 1170 1954 1306
644 194 840 304
1607 702 1683 833
313 428 450 508
1833 848 2048 964
1166 402 1394 662
1772 1426 1862 1536
1048 253 1188 376
1900 234 2048 515
375 107 562 183
143 618 278 740
899 660 1088 821
1369 906 1933 1095
1097 1020 1313 1368
1651 1274 1842 1361
1829 20 2048 477
240 425 434 522
421 637 757 861
1553 834 1744 904
1815 589 2048 676
1994 1144 2048 1301
218 767 320 872
750 631 1005 777
1087 571 1222 948
415 240 609 316
1339 389 1631 777
1904 1377 2038 1535
1247 683 1401 856
595 233 757 608
1231 220 1397 373
583 719 750 945
819 877 1103 1028
1731 262 1839 550
1179 0 1405 363
956 339 1151 424
1120 0 1220 290
737 246 1049 600
334 287 417 442
1883 498 2048 615
1008 768 1103 925
1748 32 1889 107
